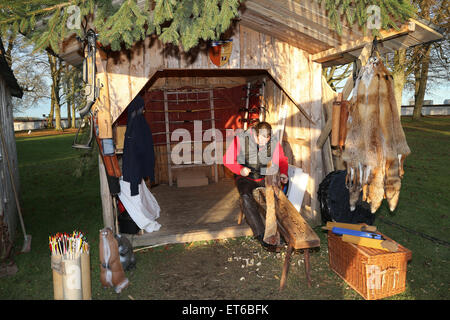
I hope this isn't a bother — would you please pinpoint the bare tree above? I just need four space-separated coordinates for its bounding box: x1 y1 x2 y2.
47 52 64 130
323 64 352 91
386 0 449 120
7 33 51 115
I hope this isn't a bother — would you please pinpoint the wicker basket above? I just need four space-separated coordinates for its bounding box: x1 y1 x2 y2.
328 231 412 300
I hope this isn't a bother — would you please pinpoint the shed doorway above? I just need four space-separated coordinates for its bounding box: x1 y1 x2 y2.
113 70 273 247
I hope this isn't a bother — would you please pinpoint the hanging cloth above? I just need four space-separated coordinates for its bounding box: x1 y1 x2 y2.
118 178 161 233
122 95 155 196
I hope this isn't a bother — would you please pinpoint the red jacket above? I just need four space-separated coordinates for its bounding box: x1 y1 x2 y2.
223 134 288 182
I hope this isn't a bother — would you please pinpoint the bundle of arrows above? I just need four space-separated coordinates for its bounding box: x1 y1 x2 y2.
49 231 90 260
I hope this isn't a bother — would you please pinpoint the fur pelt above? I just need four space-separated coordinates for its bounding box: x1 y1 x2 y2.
99 228 129 293
342 56 410 213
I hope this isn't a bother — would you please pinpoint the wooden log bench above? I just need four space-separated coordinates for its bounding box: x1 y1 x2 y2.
238 187 320 290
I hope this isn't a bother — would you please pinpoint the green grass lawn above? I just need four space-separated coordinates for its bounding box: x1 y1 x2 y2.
0 117 449 300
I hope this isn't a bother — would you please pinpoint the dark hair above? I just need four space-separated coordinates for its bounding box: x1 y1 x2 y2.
254 121 272 138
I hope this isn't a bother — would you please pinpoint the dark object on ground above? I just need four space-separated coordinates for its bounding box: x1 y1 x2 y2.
318 170 375 225
117 202 140 235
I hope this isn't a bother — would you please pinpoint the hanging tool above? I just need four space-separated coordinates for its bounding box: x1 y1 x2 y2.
72 29 99 150
0 126 31 253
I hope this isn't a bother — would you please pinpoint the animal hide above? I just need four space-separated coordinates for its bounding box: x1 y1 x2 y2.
99 228 129 293
342 57 410 213
115 234 136 271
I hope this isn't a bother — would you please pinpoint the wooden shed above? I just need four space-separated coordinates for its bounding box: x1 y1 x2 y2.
0 37 23 251
57 1 442 247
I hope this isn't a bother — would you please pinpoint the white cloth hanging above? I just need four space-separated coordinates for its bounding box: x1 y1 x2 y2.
118 178 161 233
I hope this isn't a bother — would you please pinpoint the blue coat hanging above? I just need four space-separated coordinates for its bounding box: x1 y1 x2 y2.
122 95 155 196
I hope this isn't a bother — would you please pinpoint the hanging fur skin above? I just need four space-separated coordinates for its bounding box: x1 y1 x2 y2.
342 56 410 213
99 228 129 293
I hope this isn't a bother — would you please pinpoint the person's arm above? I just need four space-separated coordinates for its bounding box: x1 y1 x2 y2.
223 136 245 175
272 142 288 177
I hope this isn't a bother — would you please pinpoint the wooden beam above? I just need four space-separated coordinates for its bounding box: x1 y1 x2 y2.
126 224 253 248
311 21 416 63
238 13 328 54
244 0 341 47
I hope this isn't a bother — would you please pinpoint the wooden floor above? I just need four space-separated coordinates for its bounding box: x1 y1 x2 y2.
125 179 253 247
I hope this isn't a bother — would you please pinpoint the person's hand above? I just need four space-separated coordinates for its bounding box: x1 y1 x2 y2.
280 174 288 184
240 167 251 177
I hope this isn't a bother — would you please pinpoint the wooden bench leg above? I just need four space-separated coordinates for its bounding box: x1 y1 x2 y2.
304 248 312 288
279 243 294 291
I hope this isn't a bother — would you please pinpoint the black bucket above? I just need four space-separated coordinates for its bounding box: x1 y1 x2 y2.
118 210 140 235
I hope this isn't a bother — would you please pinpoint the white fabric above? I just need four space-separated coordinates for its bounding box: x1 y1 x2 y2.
118 178 161 233
286 165 309 212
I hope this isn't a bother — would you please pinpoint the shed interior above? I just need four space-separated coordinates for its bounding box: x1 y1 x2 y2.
111 69 309 246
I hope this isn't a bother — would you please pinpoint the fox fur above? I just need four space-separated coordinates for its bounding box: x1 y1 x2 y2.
342 57 410 213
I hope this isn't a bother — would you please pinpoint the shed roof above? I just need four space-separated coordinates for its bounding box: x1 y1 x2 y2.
0 38 23 98
58 0 443 68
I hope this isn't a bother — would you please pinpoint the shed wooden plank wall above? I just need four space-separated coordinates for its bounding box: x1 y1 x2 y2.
0 76 20 242
98 22 324 226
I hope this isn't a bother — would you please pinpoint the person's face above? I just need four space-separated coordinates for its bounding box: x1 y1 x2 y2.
254 129 271 146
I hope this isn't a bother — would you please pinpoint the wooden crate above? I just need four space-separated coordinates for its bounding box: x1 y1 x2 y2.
328 231 412 300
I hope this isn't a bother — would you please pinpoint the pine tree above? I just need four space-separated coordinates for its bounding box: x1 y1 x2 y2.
316 0 416 36
0 0 242 53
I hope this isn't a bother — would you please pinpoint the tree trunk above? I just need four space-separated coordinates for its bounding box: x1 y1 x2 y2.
392 49 407 115
413 45 432 121
54 103 62 131
48 99 54 128
48 52 63 130
72 102 76 128
67 101 72 129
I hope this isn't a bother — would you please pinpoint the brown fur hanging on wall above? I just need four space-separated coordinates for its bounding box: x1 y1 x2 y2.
342 57 410 213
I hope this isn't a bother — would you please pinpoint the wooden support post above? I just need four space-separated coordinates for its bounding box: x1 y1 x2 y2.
209 88 219 183
244 83 250 130
279 243 294 291
95 50 113 139
164 90 173 186
304 248 312 288
98 154 114 229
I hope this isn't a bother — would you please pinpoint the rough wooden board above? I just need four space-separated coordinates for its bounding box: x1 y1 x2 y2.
263 185 279 245
311 22 415 62
127 224 253 248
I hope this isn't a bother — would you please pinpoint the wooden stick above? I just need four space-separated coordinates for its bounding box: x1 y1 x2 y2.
331 93 342 147
322 221 377 232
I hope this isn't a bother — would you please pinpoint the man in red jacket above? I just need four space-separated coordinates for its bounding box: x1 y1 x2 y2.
223 122 288 247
